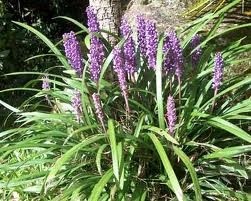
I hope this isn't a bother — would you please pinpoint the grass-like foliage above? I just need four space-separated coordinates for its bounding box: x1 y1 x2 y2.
0 1 251 200
183 0 249 18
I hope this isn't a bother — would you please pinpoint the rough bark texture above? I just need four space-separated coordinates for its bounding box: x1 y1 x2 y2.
89 0 121 45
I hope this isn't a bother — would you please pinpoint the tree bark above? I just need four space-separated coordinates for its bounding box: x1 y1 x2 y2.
89 0 121 46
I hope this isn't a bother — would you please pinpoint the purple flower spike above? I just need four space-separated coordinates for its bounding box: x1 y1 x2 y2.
86 6 104 82
124 36 136 74
136 15 147 57
89 36 104 82
169 31 183 79
71 90 82 123
86 6 100 33
212 52 224 91
42 75 50 90
117 67 128 101
120 18 136 74
92 93 105 126
113 47 129 111
120 17 131 37
63 31 83 76
166 95 177 135
146 20 158 69
163 31 183 76
163 34 173 74
113 46 124 73
191 34 202 67
113 47 128 95
42 75 51 105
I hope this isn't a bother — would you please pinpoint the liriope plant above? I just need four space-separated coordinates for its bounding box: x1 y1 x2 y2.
0 1 251 200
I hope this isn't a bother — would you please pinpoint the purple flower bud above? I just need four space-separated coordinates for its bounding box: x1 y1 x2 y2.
63 31 83 76
169 31 183 78
163 31 183 77
120 18 136 74
42 75 51 105
117 67 128 101
113 47 129 111
145 20 158 69
86 6 104 82
136 15 147 57
166 95 177 135
212 52 224 91
89 35 104 82
163 34 174 74
191 34 202 67
92 93 105 125
113 46 124 73
120 17 131 37
71 91 82 123
86 6 100 33
42 75 50 90
113 47 128 95
124 36 137 74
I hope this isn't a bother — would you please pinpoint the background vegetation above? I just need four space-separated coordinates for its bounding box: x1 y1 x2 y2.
0 0 88 130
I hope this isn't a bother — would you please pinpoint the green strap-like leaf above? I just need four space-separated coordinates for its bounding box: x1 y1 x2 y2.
0 100 20 113
96 144 108 175
204 145 251 159
45 135 105 185
200 77 251 110
173 146 202 201
108 119 120 181
117 141 125 190
88 169 113 201
142 126 179 145
13 21 70 69
54 16 88 32
129 114 146 158
156 36 165 130
148 133 184 201
207 117 251 143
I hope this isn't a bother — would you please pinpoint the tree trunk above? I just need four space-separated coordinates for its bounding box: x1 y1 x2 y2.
89 0 121 46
